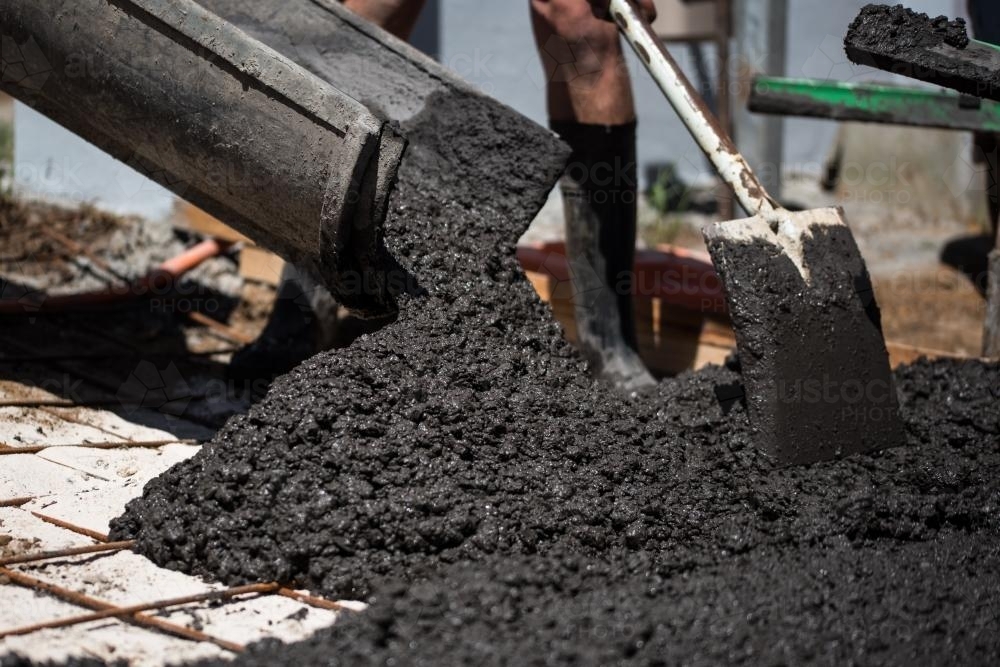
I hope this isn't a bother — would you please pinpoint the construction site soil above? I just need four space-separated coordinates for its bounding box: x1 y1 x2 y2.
107 145 1000 664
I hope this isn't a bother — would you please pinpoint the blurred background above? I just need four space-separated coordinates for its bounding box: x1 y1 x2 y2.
0 0 992 380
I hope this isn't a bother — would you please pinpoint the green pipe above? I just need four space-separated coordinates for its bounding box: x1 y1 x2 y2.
749 76 1000 132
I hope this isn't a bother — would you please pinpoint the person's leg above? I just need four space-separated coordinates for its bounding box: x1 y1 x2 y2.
343 0 427 40
531 0 654 390
531 1 646 124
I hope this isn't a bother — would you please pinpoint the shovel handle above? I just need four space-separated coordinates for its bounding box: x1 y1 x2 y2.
609 0 779 218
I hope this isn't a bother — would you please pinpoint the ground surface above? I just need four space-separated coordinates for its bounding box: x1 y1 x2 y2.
0 381 350 665
0 198 359 664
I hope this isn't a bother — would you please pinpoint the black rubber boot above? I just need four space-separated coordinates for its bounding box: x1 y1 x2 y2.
552 120 655 391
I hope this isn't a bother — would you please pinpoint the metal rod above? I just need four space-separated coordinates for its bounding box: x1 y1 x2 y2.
30 513 109 543
0 541 135 566
0 581 280 639
185 311 255 345
0 399 128 408
37 405 125 441
0 567 246 652
0 439 198 456
277 587 346 611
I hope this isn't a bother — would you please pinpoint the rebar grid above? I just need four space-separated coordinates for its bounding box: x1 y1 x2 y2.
0 518 352 654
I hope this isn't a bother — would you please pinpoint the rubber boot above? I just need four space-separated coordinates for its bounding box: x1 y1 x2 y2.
552 120 655 391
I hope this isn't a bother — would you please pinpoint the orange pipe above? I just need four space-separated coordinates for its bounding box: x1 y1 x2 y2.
0 238 233 315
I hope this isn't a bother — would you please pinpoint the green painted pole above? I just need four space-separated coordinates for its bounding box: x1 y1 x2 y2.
749 76 1000 132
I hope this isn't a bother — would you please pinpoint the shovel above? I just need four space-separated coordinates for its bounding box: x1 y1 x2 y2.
609 0 906 464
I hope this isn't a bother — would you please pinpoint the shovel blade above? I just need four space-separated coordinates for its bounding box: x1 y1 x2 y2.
704 207 906 465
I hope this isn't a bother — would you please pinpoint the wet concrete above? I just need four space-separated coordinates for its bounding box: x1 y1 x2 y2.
115 340 1000 664
845 4 1000 103
226 531 1000 665
846 4 969 54
110 104 1000 663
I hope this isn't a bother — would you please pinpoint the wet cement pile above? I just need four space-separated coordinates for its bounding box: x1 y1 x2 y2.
233 532 999 665
158 352 1000 666
109 18 999 657
112 323 1000 605
846 4 969 54
116 342 1000 663
109 152 1000 662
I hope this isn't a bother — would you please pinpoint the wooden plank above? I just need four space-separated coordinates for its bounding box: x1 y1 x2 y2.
171 201 285 285
525 269 735 376
885 341 963 368
239 245 284 286
172 202 250 243
526 269 967 376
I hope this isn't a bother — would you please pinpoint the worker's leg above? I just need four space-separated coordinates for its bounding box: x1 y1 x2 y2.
342 0 427 40
531 0 655 390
